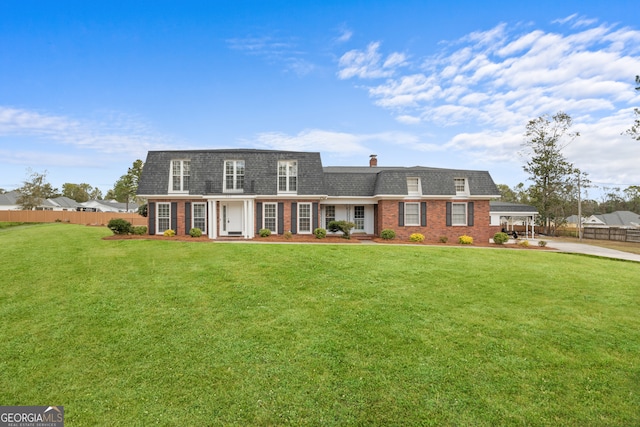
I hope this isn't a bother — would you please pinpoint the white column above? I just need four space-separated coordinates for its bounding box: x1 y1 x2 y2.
209 200 217 239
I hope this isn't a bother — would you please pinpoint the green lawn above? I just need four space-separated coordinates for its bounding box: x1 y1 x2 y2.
1 224 639 426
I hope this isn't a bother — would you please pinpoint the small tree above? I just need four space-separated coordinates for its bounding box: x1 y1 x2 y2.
624 75 640 141
327 220 355 239
108 159 144 211
16 169 59 210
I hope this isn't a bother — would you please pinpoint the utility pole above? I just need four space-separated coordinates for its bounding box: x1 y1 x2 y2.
577 173 582 241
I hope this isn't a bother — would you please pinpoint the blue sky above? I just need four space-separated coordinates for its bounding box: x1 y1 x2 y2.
1 0 639 199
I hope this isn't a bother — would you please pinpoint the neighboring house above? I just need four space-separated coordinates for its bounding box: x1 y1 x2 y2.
48 196 83 211
80 199 139 213
0 191 21 210
567 211 640 228
489 201 539 237
137 149 502 242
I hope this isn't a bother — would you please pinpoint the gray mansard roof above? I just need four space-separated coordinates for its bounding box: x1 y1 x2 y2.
138 149 500 198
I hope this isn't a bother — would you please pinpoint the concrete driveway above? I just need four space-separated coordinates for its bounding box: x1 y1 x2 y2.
545 239 640 262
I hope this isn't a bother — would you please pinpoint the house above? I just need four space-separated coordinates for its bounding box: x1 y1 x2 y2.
567 211 640 228
0 190 59 211
79 199 139 213
137 149 502 242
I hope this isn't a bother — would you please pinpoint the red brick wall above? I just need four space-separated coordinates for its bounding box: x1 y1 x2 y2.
378 199 499 243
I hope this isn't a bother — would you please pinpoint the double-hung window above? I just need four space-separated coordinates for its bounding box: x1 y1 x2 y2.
157 203 171 233
298 203 311 233
354 206 365 230
407 178 421 196
171 160 190 192
192 203 206 232
454 178 468 196
451 203 467 225
278 160 297 193
224 160 245 192
263 203 277 233
324 205 335 228
405 202 420 226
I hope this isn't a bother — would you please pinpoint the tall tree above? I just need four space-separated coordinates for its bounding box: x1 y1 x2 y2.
624 75 640 141
108 159 144 211
522 112 580 234
62 183 95 203
16 169 60 210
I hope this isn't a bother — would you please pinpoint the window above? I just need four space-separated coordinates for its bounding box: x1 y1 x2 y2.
193 203 206 232
171 160 190 192
405 202 420 226
224 160 245 192
263 203 277 232
278 160 297 193
454 178 467 195
452 203 467 225
407 177 421 196
157 203 171 233
354 206 365 230
298 203 311 233
324 205 335 228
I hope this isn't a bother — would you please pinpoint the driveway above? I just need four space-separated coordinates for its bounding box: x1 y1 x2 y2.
545 239 640 262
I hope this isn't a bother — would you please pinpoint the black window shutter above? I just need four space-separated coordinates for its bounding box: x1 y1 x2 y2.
171 202 178 232
421 202 427 226
398 202 405 227
446 202 452 227
468 202 474 226
149 202 156 235
185 202 191 235
291 202 297 234
312 202 319 230
256 202 263 233
277 203 284 234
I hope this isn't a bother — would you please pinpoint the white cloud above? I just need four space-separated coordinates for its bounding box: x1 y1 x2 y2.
337 42 407 79
226 34 314 76
338 18 640 188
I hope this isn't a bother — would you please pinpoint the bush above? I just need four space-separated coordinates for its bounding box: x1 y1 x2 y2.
163 229 176 237
538 240 548 247
327 220 355 239
189 227 203 238
458 235 473 245
284 231 292 240
132 226 147 235
439 236 448 243
107 218 133 235
518 239 530 247
493 232 510 245
259 228 271 237
380 229 396 240
409 233 425 243
314 228 327 239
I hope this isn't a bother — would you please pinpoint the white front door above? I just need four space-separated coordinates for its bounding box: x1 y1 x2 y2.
221 202 244 235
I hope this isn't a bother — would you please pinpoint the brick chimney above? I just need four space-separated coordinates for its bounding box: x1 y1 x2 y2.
369 154 378 167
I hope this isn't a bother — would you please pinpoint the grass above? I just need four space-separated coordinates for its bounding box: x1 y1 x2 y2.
1 223 639 426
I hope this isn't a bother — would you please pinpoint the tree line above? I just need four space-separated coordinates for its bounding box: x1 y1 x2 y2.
1 160 144 211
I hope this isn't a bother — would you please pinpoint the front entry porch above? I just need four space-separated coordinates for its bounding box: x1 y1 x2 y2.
207 199 255 239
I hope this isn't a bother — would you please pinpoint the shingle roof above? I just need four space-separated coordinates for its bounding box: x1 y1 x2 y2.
138 150 500 198
489 201 539 214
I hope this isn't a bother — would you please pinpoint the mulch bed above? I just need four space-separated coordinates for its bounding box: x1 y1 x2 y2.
102 233 552 249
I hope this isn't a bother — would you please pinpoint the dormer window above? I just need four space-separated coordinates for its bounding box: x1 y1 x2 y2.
171 160 190 192
454 178 468 196
224 160 245 193
407 177 421 196
278 160 297 193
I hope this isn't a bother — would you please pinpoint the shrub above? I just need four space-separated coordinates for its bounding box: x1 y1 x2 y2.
327 220 355 239
439 236 448 243
107 218 133 235
259 228 271 238
314 228 327 239
132 226 147 235
380 229 396 240
458 235 473 245
409 233 425 243
493 232 510 245
538 240 548 247
163 229 176 237
189 227 203 238
284 231 293 240
518 239 530 247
